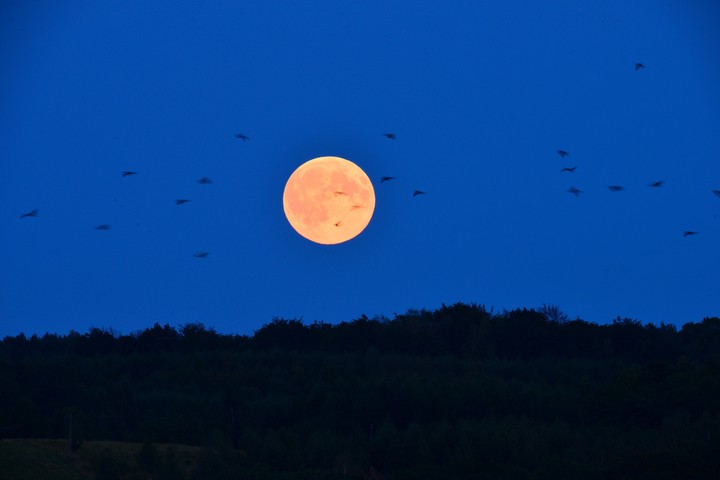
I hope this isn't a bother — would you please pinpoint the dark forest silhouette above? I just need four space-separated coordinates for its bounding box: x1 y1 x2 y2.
2 303 719 479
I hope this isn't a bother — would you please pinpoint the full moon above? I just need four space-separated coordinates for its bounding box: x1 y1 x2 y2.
283 156 376 245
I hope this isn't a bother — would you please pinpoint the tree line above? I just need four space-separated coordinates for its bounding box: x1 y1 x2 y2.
1 303 719 479
3 304 719 362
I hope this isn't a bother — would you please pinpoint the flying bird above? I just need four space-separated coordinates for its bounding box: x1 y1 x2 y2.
712 190 720 198
649 181 664 188
608 186 625 192
193 251 209 258
175 199 191 205
560 166 577 173
95 224 111 230
557 150 569 158
197 177 214 184
235 133 249 141
122 171 138 178
634 63 645 71
19 209 39 219
683 231 698 237
380 176 396 183
383 133 396 140
413 190 426 197
333 191 347 197
567 186 582 197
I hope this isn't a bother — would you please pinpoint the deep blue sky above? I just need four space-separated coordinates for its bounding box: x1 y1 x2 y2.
2 0 719 337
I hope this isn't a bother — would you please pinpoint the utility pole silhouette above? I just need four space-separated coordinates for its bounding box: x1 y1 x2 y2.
67 412 73 458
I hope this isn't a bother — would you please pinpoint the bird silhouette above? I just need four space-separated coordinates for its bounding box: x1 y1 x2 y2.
712 190 720 198
95 224 111 230
567 186 582 197
193 251 209 258
235 133 249 141
383 133 396 140
333 191 347 196
175 199 191 205
334 221 342 227
413 190 426 197
19 209 39 219
683 231 698 237
635 63 645 71
198 177 214 184
122 171 138 177
557 150 569 158
560 166 577 173
608 186 625 192
649 181 664 188
380 176 396 183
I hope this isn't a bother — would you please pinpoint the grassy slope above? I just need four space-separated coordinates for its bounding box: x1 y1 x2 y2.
0 439 200 480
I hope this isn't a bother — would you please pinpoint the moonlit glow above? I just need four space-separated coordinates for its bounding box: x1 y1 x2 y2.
283 156 375 245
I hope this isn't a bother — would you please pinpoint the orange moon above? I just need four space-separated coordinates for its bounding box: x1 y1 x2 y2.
283 156 375 245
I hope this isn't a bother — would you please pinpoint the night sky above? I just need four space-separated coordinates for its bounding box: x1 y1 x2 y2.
1 0 719 338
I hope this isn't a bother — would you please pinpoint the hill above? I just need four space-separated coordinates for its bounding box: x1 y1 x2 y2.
2 303 719 479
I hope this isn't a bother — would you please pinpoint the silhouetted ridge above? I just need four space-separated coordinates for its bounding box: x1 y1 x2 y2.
1 303 719 479
1 303 717 363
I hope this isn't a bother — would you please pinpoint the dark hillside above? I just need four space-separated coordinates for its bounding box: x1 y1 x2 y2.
1 304 719 479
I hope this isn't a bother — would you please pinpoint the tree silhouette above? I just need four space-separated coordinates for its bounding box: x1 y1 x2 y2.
2 305 720 479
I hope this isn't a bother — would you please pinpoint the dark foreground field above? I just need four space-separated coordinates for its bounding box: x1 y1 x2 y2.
0 439 201 480
2 304 719 479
